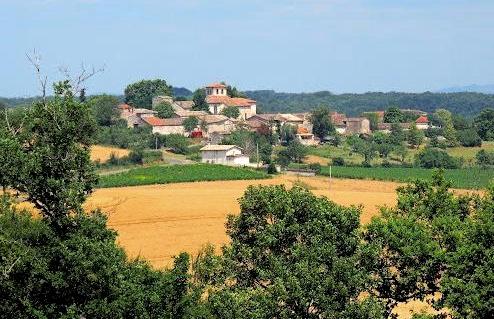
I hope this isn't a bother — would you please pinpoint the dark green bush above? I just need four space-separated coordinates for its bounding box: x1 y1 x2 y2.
415 147 462 169
308 162 322 174
267 162 278 174
476 150 494 167
332 157 345 166
456 129 482 147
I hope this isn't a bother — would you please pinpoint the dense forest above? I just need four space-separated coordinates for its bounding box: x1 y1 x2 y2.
245 90 494 117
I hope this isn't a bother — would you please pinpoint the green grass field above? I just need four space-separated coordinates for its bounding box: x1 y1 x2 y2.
308 141 494 167
319 166 494 189
98 164 269 188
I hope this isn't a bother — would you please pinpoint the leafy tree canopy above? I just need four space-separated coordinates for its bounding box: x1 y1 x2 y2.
221 106 240 119
154 101 175 119
192 89 209 112
88 94 121 126
183 116 199 133
474 108 494 140
201 185 385 318
311 106 335 139
124 79 172 109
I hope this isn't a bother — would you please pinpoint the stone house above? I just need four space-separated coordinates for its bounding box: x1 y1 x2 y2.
118 104 158 128
343 117 371 135
142 117 186 135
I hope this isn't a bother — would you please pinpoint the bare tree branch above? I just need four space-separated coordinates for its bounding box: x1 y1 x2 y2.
58 62 105 96
26 49 47 102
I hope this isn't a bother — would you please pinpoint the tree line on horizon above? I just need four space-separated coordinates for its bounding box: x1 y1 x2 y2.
3 87 494 117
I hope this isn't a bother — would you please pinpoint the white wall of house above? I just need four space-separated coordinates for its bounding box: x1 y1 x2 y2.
201 147 246 165
416 123 429 130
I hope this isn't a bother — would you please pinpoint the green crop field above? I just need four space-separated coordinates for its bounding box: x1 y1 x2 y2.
320 166 494 189
98 164 269 188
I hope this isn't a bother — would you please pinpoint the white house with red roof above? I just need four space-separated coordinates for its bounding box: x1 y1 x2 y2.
415 115 430 130
205 82 257 120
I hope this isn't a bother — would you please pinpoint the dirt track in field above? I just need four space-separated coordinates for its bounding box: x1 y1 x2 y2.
86 175 402 268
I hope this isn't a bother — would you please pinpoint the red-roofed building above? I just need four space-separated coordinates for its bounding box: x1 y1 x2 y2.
415 115 430 130
205 82 257 120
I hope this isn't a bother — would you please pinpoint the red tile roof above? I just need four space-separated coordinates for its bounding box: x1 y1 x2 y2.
206 95 256 107
205 82 227 89
416 115 429 124
143 116 184 126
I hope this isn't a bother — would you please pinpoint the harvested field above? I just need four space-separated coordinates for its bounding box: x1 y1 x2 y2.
90 145 129 162
86 175 404 268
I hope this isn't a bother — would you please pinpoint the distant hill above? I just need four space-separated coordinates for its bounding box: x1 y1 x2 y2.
437 84 494 94
245 90 494 117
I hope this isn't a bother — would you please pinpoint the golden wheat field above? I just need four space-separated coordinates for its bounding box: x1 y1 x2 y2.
90 145 129 162
86 175 402 268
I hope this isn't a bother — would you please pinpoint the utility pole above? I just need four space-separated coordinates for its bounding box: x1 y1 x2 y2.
329 165 332 191
256 143 260 168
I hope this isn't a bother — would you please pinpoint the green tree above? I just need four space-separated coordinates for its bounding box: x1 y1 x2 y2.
456 128 482 147
434 109 458 146
365 172 494 318
474 108 494 140
9 81 98 230
124 79 172 109
476 149 494 166
311 106 335 139
0 138 23 191
348 135 377 166
393 144 409 163
183 116 199 133
221 106 240 119
389 123 405 145
0 197 196 318
440 190 494 318
192 89 209 112
280 123 297 145
384 107 404 123
88 94 121 126
276 140 307 166
407 123 424 148
415 147 461 169
225 83 247 98
203 185 384 318
154 101 175 119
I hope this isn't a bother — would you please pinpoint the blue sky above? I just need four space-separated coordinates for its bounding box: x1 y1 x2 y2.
1 0 493 96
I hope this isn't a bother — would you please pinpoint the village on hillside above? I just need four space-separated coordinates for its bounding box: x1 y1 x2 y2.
116 81 440 166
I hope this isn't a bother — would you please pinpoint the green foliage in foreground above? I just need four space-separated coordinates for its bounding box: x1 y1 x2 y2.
320 166 494 189
195 185 386 318
98 164 269 188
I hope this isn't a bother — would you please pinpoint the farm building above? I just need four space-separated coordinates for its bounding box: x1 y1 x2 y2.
200 144 250 166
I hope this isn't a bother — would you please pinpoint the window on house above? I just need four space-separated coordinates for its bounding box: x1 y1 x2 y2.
216 89 219 94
